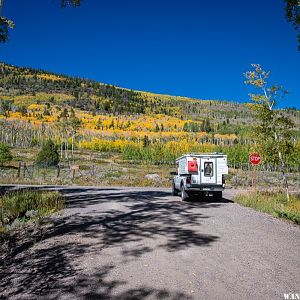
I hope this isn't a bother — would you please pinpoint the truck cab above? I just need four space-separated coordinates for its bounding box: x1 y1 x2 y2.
172 153 228 201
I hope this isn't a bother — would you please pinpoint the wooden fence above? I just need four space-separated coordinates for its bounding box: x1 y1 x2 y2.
0 161 299 189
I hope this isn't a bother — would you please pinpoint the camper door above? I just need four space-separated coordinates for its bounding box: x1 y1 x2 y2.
200 158 217 184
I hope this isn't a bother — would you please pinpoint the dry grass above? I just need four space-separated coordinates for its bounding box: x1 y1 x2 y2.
234 191 300 225
1 149 299 189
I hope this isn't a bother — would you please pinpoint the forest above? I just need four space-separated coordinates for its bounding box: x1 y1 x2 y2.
0 62 299 166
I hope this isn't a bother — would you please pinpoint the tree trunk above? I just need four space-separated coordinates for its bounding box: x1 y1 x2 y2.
65 135 68 159
10 125 14 146
274 131 290 201
71 134 74 156
278 149 290 201
60 136 63 159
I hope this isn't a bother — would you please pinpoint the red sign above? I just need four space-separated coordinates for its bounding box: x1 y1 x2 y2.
249 153 261 165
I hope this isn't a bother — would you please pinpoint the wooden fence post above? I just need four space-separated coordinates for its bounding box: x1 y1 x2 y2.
57 165 60 178
23 162 26 178
17 161 21 178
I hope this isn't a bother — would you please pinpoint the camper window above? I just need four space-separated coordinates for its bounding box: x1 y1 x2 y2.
204 162 213 177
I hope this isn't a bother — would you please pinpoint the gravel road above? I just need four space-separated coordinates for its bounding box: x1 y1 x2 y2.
0 186 299 300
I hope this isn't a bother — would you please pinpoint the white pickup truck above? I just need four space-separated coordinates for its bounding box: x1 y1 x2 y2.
171 153 228 201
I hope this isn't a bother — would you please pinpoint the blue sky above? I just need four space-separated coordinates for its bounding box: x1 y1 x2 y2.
1 0 299 108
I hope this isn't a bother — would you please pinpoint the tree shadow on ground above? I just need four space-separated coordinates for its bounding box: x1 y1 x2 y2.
61 264 193 300
0 187 230 299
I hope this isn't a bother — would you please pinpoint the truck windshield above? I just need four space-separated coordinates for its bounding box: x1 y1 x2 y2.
204 162 213 177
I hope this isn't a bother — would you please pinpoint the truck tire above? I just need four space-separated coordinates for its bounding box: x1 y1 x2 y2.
181 184 189 201
214 191 222 201
172 181 179 196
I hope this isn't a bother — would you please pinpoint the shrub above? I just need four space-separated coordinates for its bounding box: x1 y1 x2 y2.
0 142 13 166
0 189 64 230
36 139 59 167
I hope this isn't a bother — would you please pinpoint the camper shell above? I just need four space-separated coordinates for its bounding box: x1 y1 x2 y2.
172 153 228 201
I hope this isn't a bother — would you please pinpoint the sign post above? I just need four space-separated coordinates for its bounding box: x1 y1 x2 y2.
70 165 80 180
249 153 261 190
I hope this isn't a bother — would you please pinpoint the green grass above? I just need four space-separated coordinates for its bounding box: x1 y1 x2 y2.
0 190 64 234
105 170 123 178
234 191 300 225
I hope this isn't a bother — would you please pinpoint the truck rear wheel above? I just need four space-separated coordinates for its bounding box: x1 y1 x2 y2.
172 181 179 196
181 185 189 201
214 191 222 201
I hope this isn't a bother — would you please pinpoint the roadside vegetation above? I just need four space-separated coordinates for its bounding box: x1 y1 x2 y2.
244 64 296 200
234 191 300 225
0 142 13 166
1 147 298 190
0 189 64 236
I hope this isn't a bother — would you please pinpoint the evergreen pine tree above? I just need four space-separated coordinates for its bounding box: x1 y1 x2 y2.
36 140 59 167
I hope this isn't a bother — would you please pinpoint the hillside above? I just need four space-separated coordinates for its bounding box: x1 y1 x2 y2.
0 62 299 165
0 62 255 125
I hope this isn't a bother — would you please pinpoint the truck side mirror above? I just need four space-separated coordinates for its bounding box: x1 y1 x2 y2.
170 171 178 175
